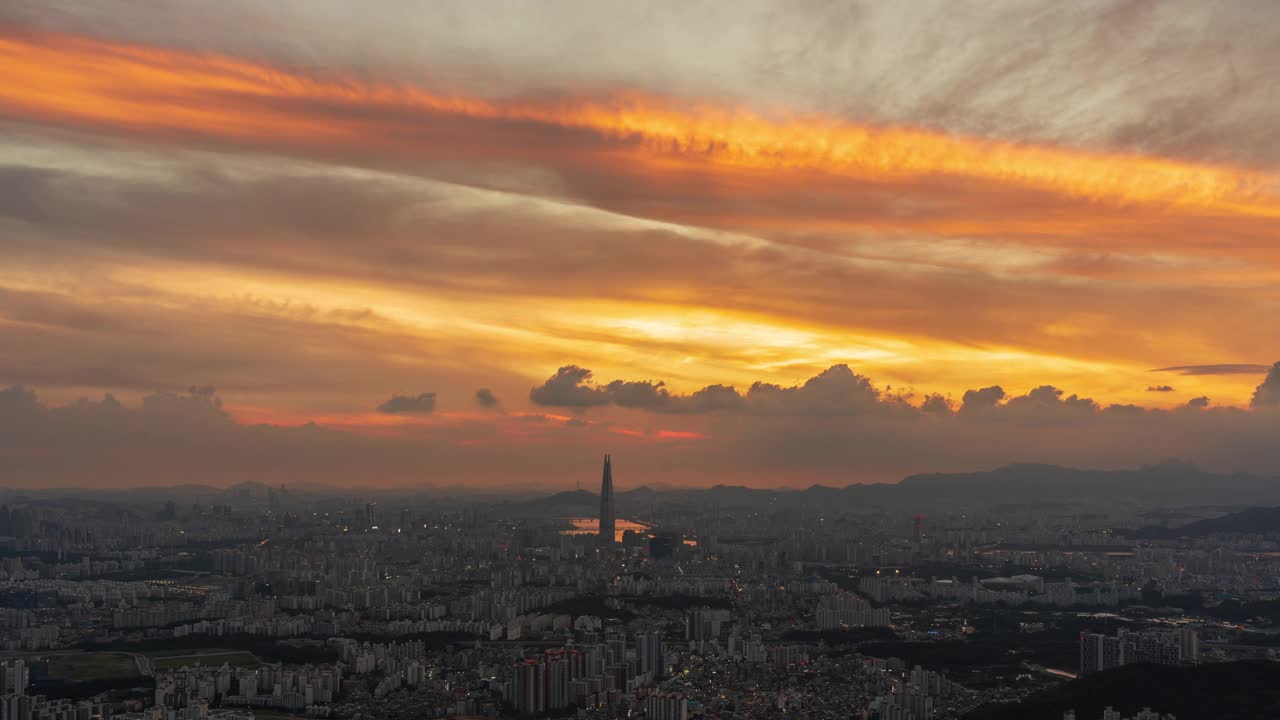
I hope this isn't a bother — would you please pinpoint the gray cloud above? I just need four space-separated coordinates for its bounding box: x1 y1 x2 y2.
1147 385 1175 392
675 385 746 414
529 367 746 414
744 365 887 416
3 361 1280 488
474 388 500 408
919 393 952 414
1250 362 1280 409
528 363 1138 424
0 384 233 446
0 385 513 487
528 366 611 408
1154 364 1272 376
528 363 1280 433
530 364 897 416
959 386 1006 414
1005 386 1099 414
376 392 437 414
0 386 41 421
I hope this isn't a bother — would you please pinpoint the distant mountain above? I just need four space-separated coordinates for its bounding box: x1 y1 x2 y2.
899 461 1280 504
14 461 1273 513
619 485 659 499
1136 506 1280 539
499 462 1280 516
520 489 597 511
0 484 223 503
227 480 275 497
964 661 1280 720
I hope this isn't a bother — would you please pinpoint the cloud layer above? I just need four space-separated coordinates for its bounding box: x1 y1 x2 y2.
2 362 1279 487
1 3 1279 486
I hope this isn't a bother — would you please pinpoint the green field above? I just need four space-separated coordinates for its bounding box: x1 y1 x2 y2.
144 648 262 670
46 653 140 681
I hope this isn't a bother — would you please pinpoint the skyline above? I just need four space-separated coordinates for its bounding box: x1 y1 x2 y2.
4 7 1280 720
3 1 1280 487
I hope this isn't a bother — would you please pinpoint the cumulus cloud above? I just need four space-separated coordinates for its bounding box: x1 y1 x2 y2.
530 364 901 416
527 364 1232 427
1004 385 1099 415
919 393 952 414
0 385 471 486
376 392 437 414
525 362 1280 434
603 379 743 414
959 386 1006 414
0 385 39 415
745 365 890 416
529 367 745 414
678 385 746 414
528 366 611 408
474 388 500 408
3 361 1280 488
0 384 234 450
1251 362 1280 409
528 363 1217 432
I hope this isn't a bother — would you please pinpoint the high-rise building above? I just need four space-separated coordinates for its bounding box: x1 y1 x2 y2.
543 649 569 711
599 454 615 546
816 592 891 629
645 693 689 720
1080 632 1127 675
1080 628 1198 675
636 630 665 678
649 533 677 559
512 659 545 715
0 659 28 695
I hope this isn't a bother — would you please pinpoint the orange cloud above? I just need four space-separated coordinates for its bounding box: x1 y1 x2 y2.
2 26 1278 221
608 426 645 438
657 430 707 440
3 24 1279 418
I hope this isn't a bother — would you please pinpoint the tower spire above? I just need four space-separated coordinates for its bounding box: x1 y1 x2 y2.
599 454 616 546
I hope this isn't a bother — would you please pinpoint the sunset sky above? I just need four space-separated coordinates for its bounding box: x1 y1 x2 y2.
2 1 1279 488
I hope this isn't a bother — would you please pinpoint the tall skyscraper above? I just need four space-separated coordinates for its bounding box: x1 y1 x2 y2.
599 454 616 546
637 630 665 678
1080 631 1127 675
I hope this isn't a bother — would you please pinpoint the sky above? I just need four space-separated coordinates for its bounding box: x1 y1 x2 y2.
2 0 1279 488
